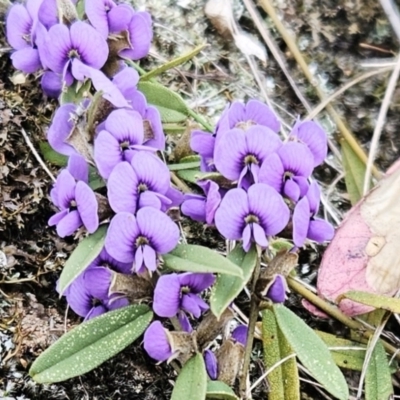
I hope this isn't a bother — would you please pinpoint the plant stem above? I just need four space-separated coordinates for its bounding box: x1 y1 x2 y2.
186 108 214 132
239 253 261 398
288 277 400 361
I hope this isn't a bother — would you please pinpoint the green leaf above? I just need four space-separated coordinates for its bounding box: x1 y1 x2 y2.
365 340 393 399
168 161 201 171
262 309 299 400
163 244 243 278
316 331 367 371
171 353 207 400
273 304 349 400
337 290 400 313
341 140 368 205
88 167 105 190
39 141 68 167
206 380 238 399
210 246 257 319
138 81 189 123
177 169 203 184
30 305 152 383
141 44 207 81
58 225 108 294
163 123 187 135
60 80 91 105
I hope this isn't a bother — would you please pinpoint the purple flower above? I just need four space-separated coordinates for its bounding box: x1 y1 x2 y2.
48 156 98 237
112 67 165 150
181 180 222 225
289 120 328 167
41 71 63 98
215 184 290 251
86 0 153 60
92 247 133 275
190 130 216 172
265 275 287 303
94 109 145 179
231 325 248 346
214 126 282 189
47 103 81 156
6 0 43 73
259 142 314 202
292 181 334 247
143 321 174 362
42 21 108 86
204 350 218 380
153 273 215 331
107 152 175 214
105 208 180 274
62 265 128 320
38 0 78 30
216 99 281 135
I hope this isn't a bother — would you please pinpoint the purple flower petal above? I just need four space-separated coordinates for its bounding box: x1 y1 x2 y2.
6 5 31 50
48 209 68 226
94 247 133 274
143 321 172 362
178 273 215 293
65 274 92 317
191 130 215 172
258 153 285 193
85 305 108 320
198 180 221 225
45 23 71 74
85 0 116 39
108 4 133 33
84 266 112 300
120 12 153 60
292 197 311 247
136 207 179 254
153 273 181 317
215 188 248 240
308 219 334 243
204 350 218 380
252 222 268 248
11 48 41 74
107 296 129 311
70 21 108 69
38 0 60 30
266 275 286 303
56 209 82 237
245 99 280 132
47 104 77 156
247 184 289 236
242 224 252 252
278 142 314 178
290 121 327 167
231 325 248 346
105 212 140 263
178 311 193 332
94 130 125 179
138 191 163 210
105 109 144 143
67 154 89 183
307 181 321 215
75 181 99 233
41 71 62 98
112 66 140 97
142 106 165 150
71 59 129 108
283 179 301 202
135 245 145 273
56 169 76 209
181 293 209 317
107 161 138 214
143 244 157 272
181 195 207 223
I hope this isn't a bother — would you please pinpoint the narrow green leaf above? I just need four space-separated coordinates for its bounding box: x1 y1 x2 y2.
141 44 207 81
168 161 201 171
163 244 243 278
273 304 349 400
39 141 68 166
341 140 368 205
210 246 257 319
316 331 367 371
180 155 201 164
206 380 238 399
177 169 203 184
138 81 189 123
365 340 394 399
30 305 152 383
338 290 400 313
262 309 299 400
58 225 108 294
171 353 207 400
60 80 91 105
88 168 105 190
163 123 186 135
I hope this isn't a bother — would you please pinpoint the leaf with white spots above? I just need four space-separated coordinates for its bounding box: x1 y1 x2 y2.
273 304 349 400
30 305 152 383
171 353 207 400
58 224 108 295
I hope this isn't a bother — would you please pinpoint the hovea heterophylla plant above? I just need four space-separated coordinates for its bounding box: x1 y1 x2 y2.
5 0 370 398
